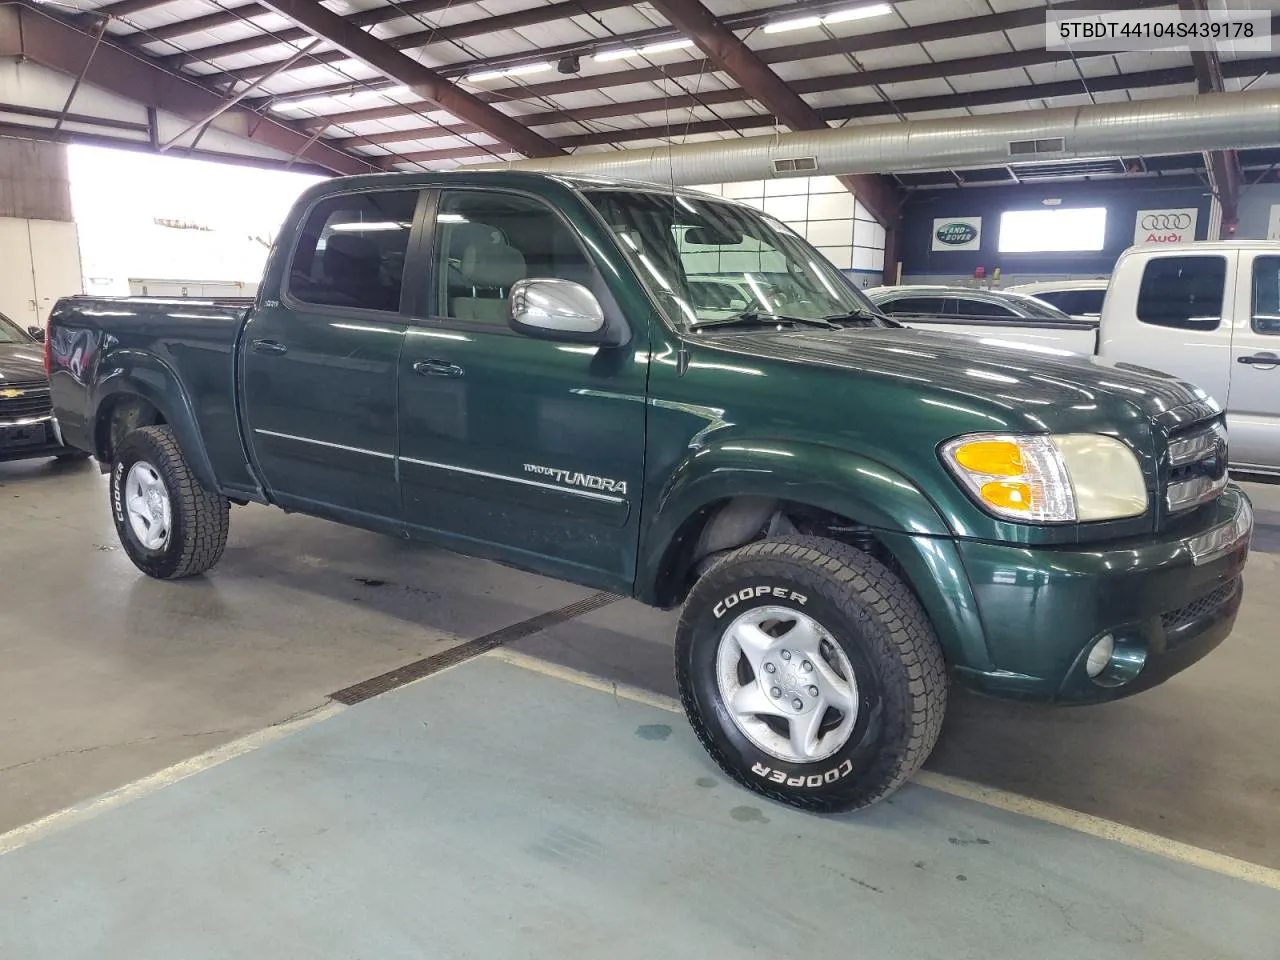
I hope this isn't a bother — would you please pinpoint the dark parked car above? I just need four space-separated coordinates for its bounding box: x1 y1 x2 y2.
0 311 87 463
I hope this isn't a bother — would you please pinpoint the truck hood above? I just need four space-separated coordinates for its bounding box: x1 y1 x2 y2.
0 341 47 385
710 326 1215 434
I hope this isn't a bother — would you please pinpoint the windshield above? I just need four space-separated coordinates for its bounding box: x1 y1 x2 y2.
0 313 30 344
583 190 884 328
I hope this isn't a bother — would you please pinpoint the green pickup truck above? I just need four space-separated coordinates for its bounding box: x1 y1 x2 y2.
47 172 1253 811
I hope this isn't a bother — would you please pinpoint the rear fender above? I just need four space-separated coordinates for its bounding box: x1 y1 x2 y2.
91 350 218 492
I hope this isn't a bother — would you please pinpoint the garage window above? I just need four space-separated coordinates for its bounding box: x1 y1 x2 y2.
1252 256 1280 335
1136 256 1225 331
998 208 1107 253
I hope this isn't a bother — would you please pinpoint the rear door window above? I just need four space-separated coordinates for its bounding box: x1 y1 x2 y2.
1251 255 1280 335
878 296 947 316
951 297 1019 319
1136 256 1225 330
288 190 419 313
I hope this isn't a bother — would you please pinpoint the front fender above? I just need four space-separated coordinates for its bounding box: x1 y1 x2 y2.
634 439 994 671
92 350 219 492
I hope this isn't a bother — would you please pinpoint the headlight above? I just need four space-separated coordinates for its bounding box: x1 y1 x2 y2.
940 433 1147 523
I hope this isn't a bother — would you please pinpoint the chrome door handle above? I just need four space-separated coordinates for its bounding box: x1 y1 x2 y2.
1238 352 1280 366
413 359 464 378
251 339 288 355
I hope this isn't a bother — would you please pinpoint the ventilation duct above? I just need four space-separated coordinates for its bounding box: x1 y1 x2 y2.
475 89 1280 186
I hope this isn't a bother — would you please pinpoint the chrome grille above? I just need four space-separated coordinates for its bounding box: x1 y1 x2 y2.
1166 420 1229 514
0 382 52 422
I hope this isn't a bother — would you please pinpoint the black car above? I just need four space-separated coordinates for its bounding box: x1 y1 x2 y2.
0 312 87 463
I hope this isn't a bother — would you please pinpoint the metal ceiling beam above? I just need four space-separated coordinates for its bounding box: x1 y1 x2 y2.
248 0 562 158
246 0 1166 123
199 0 859 86
325 47 1102 147
0 4 382 176
137 0 465 46
400 62 1226 165
644 0 898 225
1179 0 1241 235
166 0 629 70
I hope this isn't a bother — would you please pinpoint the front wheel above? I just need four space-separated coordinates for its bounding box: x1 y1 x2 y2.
110 425 229 579
675 536 947 812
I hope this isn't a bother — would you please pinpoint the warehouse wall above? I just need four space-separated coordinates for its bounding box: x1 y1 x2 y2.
1234 183 1280 239
897 177 1213 284
693 177 887 288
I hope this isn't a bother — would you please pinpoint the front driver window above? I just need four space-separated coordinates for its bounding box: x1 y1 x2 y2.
434 191 595 325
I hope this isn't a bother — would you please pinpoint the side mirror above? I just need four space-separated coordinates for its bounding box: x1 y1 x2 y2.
509 278 605 341
27 326 45 342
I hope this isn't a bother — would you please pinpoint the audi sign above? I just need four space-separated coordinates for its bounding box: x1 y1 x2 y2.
1133 208 1198 246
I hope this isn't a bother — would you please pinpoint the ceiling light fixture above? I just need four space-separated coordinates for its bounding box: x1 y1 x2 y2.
593 37 696 61
465 61 552 82
763 2 892 33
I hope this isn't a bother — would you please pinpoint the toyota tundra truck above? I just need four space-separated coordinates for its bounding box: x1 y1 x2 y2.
46 172 1253 812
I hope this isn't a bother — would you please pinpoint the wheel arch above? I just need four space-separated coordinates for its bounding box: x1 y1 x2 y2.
90 351 219 492
634 442 993 671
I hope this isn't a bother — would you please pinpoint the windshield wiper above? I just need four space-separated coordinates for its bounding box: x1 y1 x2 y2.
689 312 842 332
822 308 901 328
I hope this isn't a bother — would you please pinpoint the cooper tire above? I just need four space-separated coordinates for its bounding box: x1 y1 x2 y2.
675 536 947 812
110 425 229 579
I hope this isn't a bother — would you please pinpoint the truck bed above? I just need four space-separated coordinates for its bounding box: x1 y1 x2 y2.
47 295 252 487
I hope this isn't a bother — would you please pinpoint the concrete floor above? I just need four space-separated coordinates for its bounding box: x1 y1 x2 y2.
2 456 1279 954
1 655 1278 959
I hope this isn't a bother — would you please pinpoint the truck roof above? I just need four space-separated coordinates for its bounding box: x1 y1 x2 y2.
1120 240 1280 253
303 169 728 200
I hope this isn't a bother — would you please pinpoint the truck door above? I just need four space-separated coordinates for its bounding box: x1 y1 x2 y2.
1227 249 1280 472
240 187 424 523
396 189 649 592
1100 251 1234 408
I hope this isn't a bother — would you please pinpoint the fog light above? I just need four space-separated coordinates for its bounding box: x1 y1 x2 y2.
1085 634 1115 678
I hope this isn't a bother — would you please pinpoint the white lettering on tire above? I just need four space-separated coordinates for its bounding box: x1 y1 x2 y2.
112 460 125 524
750 758 855 789
713 585 809 618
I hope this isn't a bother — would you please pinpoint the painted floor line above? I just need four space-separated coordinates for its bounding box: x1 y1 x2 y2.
0 701 344 858
490 649 1280 893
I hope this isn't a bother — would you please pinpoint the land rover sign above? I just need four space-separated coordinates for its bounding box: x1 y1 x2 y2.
932 217 982 251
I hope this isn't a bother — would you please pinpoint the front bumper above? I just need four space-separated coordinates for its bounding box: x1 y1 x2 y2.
952 486 1252 703
0 414 75 462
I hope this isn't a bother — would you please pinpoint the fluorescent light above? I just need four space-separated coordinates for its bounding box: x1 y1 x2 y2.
641 38 695 54
465 61 551 82
822 2 893 25
763 3 892 33
593 47 639 62
437 214 470 223
507 61 552 77
595 37 696 62
763 15 822 33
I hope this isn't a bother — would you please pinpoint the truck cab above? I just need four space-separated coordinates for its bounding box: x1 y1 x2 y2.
1101 242 1280 478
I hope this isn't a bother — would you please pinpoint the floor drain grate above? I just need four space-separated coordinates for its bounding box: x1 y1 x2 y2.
328 591 621 705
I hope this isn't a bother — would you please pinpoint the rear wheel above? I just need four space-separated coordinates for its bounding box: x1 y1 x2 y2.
110 425 229 579
675 536 947 812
